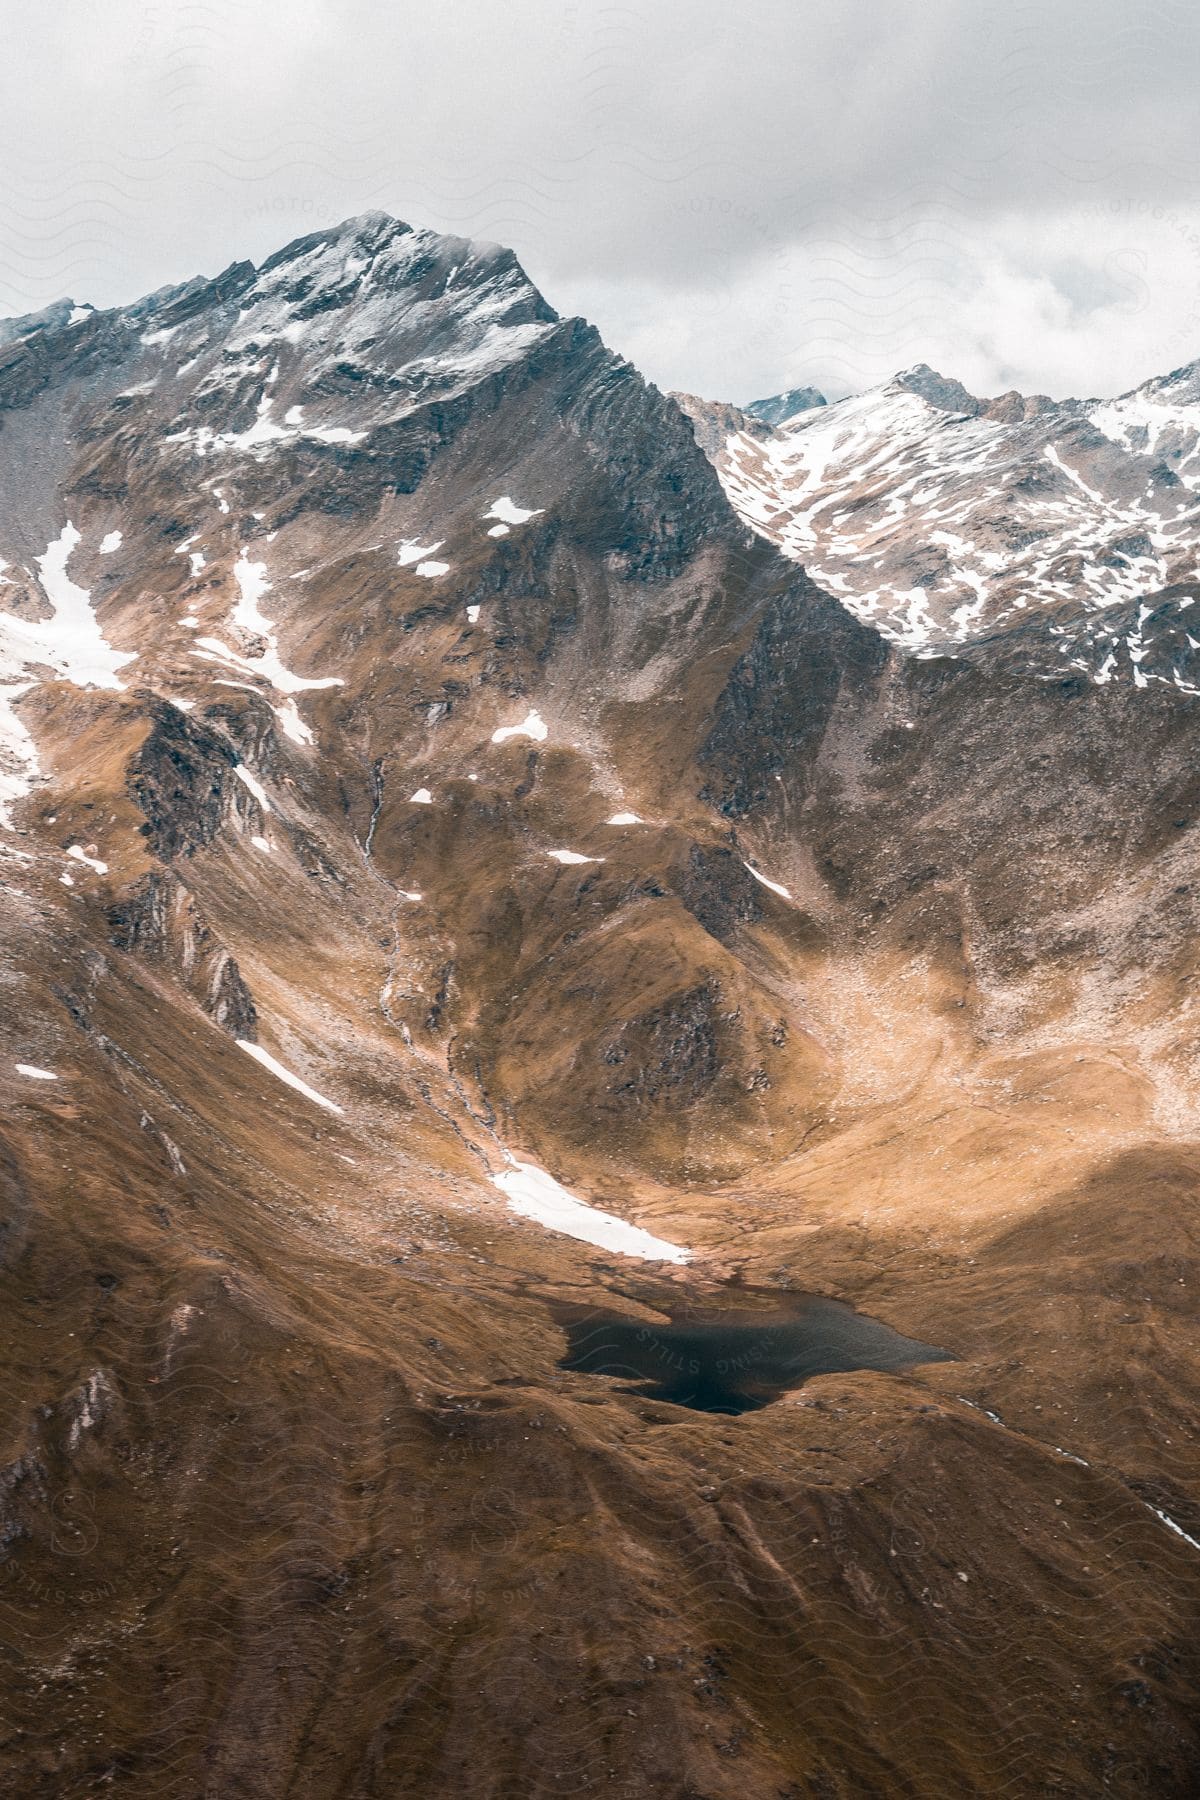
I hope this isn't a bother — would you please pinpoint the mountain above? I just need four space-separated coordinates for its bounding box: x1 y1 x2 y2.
1 213 1199 1798
744 385 827 426
678 359 1200 690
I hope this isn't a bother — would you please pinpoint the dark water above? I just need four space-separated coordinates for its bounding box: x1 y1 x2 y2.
552 1289 952 1414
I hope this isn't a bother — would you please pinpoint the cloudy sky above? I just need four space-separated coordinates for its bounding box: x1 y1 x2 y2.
4 0 1200 402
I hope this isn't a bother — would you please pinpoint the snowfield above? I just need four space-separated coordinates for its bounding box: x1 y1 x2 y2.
492 1160 691 1263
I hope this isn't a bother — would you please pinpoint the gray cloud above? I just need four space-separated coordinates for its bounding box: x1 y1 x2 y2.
3 0 1199 401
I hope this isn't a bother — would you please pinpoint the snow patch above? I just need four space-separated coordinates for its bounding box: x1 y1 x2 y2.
547 848 603 865
305 424 364 445
14 1063 57 1080
66 843 108 874
99 531 122 556
66 1369 114 1449
0 521 143 818
485 496 542 526
409 787 433 805
397 538 443 567
493 1160 690 1263
232 550 272 634
491 708 547 744
168 385 363 460
234 765 271 812
1149 1504 1200 1554
11 522 136 689
236 1039 343 1115
606 811 643 825
189 551 342 718
272 697 313 746
743 862 791 899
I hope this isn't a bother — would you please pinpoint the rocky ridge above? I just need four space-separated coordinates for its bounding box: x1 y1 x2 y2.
678 358 1200 694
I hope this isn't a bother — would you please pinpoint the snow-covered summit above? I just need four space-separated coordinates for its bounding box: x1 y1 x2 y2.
0 213 564 483
128 212 563 467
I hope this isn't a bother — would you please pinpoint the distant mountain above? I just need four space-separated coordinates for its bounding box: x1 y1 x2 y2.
2 214 1199 1797
679 356 1200 691
744 383 826 425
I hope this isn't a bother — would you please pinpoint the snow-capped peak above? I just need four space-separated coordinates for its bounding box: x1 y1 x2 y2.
681 356 1200 689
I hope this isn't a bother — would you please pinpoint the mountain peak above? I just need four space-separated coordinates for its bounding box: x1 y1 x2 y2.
744 386 827 426
255 209 413 279
892 363 981 416
247 211 557 330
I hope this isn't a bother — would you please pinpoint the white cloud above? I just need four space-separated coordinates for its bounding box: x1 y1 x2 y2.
571 203 1200 404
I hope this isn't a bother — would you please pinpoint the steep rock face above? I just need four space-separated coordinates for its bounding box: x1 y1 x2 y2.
1 216 1200 1799
674 842 766 940
107 870 257 1037
126 699 241 859
698 567 891 817
670 389 768 459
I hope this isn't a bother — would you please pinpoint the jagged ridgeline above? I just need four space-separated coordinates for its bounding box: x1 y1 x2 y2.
0 213 1197 1797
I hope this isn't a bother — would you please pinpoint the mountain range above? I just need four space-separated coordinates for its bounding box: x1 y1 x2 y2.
1 210 1198 1798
